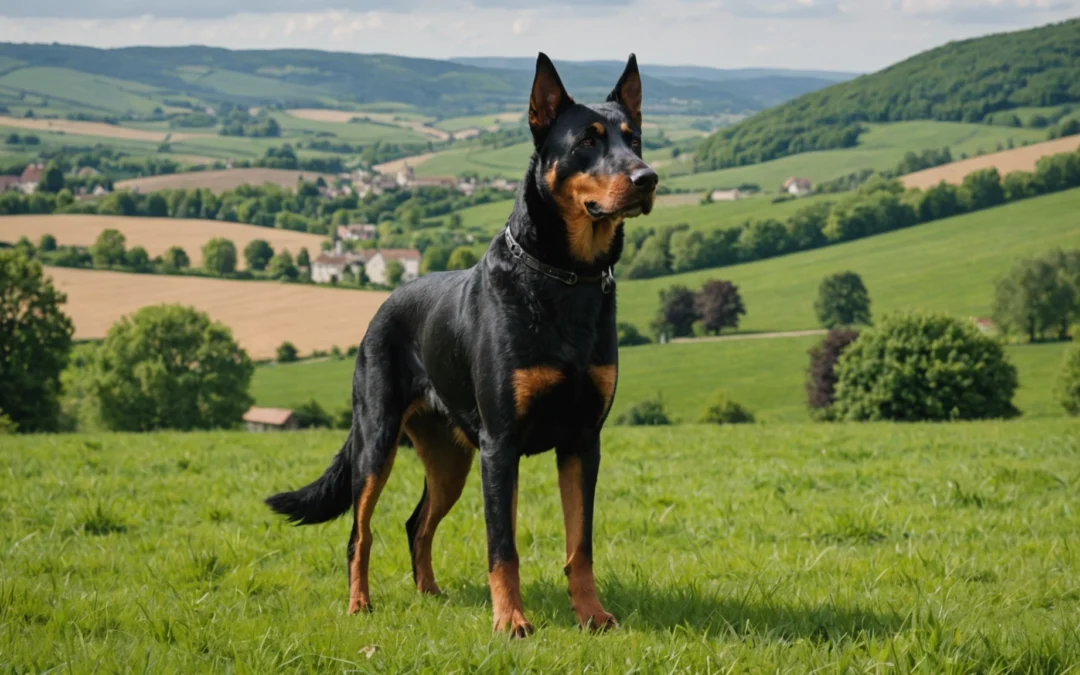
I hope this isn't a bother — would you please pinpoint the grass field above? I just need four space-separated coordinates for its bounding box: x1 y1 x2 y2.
0 214 327 269
901 136 1080 190
0 115 208 143
113 168 337 194
666 121 1050 193
43 267 388 360
3 422 1078 672
617 188 1080 333
0 67 166 115
250 338 1069 424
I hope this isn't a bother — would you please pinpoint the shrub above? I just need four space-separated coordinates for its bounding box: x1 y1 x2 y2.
651 285 698 339
446 247 478 271
162 246 190 271
806 328 860 419
695 279 746 335
243 239 274 271
614 396 671 426
833 312 1019 421
293 399 333 429
385 259 406 286
617 322 651 347
38 233 57 252
276 341 299 363
268 250 298 280
202 238 237 275
125 245 151 272
0 409 16 435
1059 342 1080 416
91 229 126 267
699 391 754 424
815 271 871 328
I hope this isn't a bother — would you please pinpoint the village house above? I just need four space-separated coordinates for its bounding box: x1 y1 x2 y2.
337 223 378 242
18 163 44 194
782 177 813 197
0 175 20 192
310 249 376 284
396 163 458 190
710 188 743 202
243 407 298 432
365 249 421 285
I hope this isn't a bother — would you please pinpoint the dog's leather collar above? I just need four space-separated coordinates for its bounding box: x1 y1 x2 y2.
504 229 614 293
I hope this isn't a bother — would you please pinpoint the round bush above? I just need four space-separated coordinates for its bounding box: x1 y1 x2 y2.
806 328 860 419
614 396 671 426
699 391 754 424
833 312 1019 421
1058 342 1080 416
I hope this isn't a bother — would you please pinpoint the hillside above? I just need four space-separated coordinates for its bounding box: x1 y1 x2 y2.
617 187 1080 332
44 267 388 359
114 168 337 194
694 18 1080 171
901 135 1080 190
0 44 843 118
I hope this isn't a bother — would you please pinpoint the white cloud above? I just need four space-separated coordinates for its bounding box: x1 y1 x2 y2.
892 0 1079 22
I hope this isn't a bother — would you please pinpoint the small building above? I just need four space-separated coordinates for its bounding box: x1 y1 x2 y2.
366 249 421 285
710 188 743 202
243 407 298 432
18 163 44 194
0 175 20 192
782 177 813 197
311 251 374 284
91 184 111 197
337 224 378 242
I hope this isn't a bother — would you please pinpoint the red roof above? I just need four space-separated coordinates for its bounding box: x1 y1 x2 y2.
243 407 295 426
0 175 20 188
20 164 44 184
377 248 421 261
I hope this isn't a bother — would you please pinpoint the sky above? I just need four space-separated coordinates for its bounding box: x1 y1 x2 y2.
1 0 1078 72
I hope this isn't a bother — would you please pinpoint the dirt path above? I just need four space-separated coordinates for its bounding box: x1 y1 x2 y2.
670 329 827 344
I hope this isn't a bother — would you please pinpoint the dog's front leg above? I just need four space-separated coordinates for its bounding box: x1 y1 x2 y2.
557 437 617 632
480 440 533 637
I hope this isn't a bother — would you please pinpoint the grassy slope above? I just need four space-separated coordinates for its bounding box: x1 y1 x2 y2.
618 187 1080 333
667 121 1048 192
250 340 1067 423
0 67 164 114
3 423 1078 672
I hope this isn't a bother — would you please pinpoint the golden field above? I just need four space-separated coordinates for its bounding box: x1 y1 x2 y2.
46 267 388 359
0 214 326 269
902 135 1080 189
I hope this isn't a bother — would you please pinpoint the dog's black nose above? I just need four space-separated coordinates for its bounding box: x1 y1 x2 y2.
631 167 658 191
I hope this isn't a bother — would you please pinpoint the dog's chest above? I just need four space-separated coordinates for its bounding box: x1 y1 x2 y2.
512 363 616 453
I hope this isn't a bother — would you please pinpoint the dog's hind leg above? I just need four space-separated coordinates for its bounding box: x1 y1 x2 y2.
403 413 475 595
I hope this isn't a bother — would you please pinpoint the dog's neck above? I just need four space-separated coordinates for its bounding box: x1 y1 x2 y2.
505 154 622 276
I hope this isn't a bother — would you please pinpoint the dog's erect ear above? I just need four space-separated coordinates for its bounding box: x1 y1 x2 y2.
528 53 573 144
607 53 642 129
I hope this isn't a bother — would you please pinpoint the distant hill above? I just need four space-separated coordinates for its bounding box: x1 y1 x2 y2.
0 44 843 118
695 18 1080 171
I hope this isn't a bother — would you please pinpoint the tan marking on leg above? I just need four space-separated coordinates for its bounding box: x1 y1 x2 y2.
490 560 532 637
348 447 398 614
512 366 564 418
559 456 616 632
451 426 475 449
589 365 617 420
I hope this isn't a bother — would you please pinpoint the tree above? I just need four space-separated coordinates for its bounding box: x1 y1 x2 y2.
737 219 789 261
832 312 1018 421
448 213 463 229
40 161 65 193
699 391 754 424
1059 343 1080 416
421 245 453 275
651 285 698 339
38 233 57 252
147 193 169 218
202 238 237 275
126 245 151 272
0 250 74 431
446 247 478 271
815 271 871 328
296 247 311 268
162 246 190 271
14 236 35 258
960 168 1005 210
625 234 670 279
385 259 407 286
694 280 746 335
617 322 651 347
993 252 1078 342
669 230 709 273
86 304 253 431
806 328 860 419
91 229 126 268
243 239 275 271
277 341 299 363
268 250 298 280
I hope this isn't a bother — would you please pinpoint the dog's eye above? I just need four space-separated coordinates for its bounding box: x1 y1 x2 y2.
580 138 595 149
631 137 641 149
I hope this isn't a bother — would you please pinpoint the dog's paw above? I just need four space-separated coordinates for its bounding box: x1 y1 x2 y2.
493 610 534 638
580 611 617 633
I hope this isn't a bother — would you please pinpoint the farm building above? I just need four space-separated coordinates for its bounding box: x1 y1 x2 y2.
243 407 298 432
18 163 44 194
366 249 421 285
311 250 375 284
0 175 20 192
782 177 813 197
710 189 743 202
337 224 378 241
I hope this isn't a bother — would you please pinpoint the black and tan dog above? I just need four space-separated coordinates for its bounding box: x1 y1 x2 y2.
266 53 657 636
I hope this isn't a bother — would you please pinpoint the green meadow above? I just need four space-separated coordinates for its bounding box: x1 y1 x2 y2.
3 422 1078 672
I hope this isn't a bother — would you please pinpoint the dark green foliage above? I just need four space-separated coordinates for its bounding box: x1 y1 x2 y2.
293 399 333 429
614 396 671 426
699 391 754 424
806 328 861 418
90 228 126 267
85 304 254 431
696 19 1080 170
40 161 65 193
0 250 74 432
162 246 190 271
125 245 151 272
267 251 297 280
832 312 1019 421
385 259 406 286
38 233 57 252
617 322 651 347
625 233 671 279
276 342 298 364
296 247 310 269
815 272 872 328
694 280 746 335
421 245 453 274
1059 343 1080 416
1002 171 1042 201
738 219 789 260
243 239 274 271
652 285 698 339
993 249 1080 342
917 181 966 222
202 238 237 275
446 247 478 271
960 168 1005 210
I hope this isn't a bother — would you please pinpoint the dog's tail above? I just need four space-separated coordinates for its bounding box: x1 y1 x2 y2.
265 435 353 525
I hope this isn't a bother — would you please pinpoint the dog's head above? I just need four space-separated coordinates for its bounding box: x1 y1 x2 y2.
528 53 658 265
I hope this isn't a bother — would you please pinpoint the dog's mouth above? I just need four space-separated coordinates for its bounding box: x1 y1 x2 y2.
585 199 651 220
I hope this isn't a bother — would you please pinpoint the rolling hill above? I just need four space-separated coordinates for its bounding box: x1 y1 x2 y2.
694 18 1080 171
0 43 846 119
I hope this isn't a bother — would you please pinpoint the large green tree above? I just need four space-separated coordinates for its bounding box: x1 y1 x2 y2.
91 229 127 268
0 250 74 431
87 304 254 431
243 239 275 271
202 238 237 275
815 271 872 328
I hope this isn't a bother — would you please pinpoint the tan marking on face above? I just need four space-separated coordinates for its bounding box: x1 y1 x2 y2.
620 122 631 135
589 364 617 420
552 173 634 263
591 122 606 136
512 366 564 417
545 161 558 192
